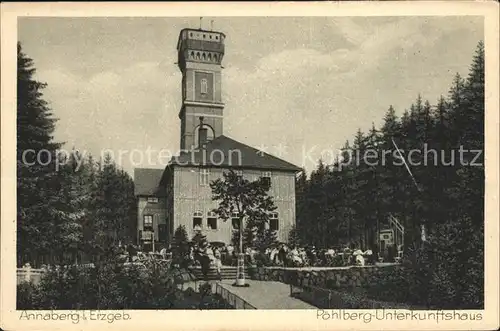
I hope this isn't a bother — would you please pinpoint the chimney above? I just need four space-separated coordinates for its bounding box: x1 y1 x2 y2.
198 116 208 148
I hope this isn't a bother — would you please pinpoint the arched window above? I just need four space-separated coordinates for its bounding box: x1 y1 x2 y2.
194 124 215 148
207 53 212 61
202 53 206 61
207 211 217 230
196 52 200 60
200 78 208 94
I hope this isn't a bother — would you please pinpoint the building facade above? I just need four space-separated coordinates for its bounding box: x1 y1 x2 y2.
134 28 300 250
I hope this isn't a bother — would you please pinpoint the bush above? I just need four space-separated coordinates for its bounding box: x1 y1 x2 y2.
17 261 179 309
363 217 484 309
172 225 191 268
333 289 413 309
17 282 39 310
254 252 272 267
328 255 344 267
198 282 212 297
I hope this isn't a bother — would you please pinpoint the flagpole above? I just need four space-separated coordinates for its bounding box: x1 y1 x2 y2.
391 138 426 247
391 138 420 191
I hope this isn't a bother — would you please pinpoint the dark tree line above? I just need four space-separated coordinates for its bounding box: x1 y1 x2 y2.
17 43 137 267
294 41 484 307
295 41 484 252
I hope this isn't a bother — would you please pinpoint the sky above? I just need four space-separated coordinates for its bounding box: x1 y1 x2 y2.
18 16 483 175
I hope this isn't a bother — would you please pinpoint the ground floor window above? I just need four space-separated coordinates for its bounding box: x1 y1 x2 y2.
207 211 218 230
144 215 153 230
270 212 279 231
158 224 167 243
193 211 203 230
231 212 240 230
262 171 272 187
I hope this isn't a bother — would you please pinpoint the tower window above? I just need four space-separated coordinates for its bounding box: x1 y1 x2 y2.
193 211 203 230
200 168 210 186
207 211 218 230
269 212 279 231
200 78 208 94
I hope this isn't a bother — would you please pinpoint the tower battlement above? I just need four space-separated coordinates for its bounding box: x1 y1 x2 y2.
177 28 225 70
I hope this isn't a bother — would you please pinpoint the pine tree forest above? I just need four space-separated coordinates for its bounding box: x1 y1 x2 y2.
295 41 484 259
17 43 137 267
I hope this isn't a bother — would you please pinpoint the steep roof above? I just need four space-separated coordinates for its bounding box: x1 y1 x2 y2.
169 135 302 172
134 168 165 196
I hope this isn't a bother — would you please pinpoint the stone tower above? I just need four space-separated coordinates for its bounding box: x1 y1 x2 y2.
177 28 225 150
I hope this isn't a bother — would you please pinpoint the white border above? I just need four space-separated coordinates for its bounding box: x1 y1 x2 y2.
1 2 499 331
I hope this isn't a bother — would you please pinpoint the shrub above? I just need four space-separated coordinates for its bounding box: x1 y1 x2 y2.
254 252 272 267
17 262 179 309
172 225 191 268
198 282 212 297
17 282 39 310
329 255 344 267
363 216 484 309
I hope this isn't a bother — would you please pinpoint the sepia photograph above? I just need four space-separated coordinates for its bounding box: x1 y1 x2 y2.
1 2 499 331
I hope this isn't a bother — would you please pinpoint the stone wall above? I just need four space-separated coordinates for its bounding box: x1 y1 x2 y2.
250 264 403 290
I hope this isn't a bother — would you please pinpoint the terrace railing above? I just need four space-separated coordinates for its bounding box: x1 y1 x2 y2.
214 283 257 309
290 283 417 309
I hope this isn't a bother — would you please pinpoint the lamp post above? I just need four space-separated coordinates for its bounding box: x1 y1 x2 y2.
235 215 248 287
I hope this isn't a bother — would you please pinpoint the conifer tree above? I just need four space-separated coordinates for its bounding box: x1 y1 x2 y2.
17 42 62 266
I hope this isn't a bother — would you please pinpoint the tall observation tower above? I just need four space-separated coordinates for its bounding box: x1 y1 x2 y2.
176 28 226 151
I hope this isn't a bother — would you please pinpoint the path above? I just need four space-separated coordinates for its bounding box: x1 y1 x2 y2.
218 279 316 309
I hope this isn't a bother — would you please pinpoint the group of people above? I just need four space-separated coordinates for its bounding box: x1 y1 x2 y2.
124 240 399 274
190 241 224 279
186 242 378 269
261 244 376 267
